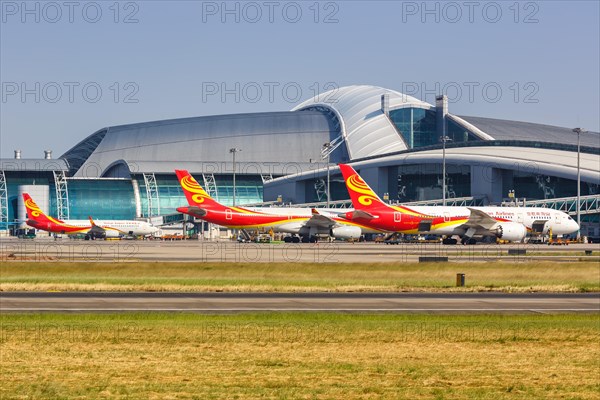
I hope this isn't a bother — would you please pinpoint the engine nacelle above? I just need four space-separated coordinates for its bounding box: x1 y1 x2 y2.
495 222 527 242
91 229 121 239
330 225 362 240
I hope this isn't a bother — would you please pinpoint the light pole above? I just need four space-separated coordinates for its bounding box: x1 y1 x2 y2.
229 148 241 206
572 128 585 240
322 142 332 208
440 135 452 206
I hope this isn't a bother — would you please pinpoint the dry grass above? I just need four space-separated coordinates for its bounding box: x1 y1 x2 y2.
1 261 599 293
1 313 599 399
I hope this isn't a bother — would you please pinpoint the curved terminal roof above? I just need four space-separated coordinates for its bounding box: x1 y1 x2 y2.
60 85 598 179
293 85 431 160
458 116 600 149
63 111 336 177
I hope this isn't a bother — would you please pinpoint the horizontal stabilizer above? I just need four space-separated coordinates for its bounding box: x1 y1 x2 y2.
177 206 207 218
342 210 376 220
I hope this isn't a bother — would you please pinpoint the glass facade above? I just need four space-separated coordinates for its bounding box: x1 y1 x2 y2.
5 172 266 225
137 175 184 217
212 175 264 205
389 108 437 148
388 108 481 149
68 179 135 220
396 164 471 202
5 171 55 227
447 118 482 143
305 178 348 203
505 172 600 200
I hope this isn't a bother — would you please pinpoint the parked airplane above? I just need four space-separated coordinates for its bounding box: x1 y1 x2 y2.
23 193 159 239
338 164 579 244
175 170 378 242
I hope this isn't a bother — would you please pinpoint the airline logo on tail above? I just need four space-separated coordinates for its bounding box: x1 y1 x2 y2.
175 169 261 215
23 194 44 219
176 170 211 204
338 163 430 221
338 164 389 210
23 193 63 224
175 169 228 211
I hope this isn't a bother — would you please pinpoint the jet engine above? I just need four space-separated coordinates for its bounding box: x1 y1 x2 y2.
90 229 121 239
330 226 362 240
495 222 527 242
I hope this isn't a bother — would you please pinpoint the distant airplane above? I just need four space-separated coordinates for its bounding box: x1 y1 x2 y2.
175 169 379 242
338 164 579 244
23 193 159 239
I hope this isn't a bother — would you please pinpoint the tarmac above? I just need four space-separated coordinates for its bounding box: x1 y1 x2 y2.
1 238 598 263
1 292 598 314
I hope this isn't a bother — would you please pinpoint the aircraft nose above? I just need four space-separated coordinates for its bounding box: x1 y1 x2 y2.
571 219 580 234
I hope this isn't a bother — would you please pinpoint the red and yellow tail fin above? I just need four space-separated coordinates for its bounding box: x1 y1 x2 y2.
338 164 390 211
175 170 225 210
22 193 57 223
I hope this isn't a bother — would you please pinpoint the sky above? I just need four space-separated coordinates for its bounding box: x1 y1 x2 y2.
1 0 599 158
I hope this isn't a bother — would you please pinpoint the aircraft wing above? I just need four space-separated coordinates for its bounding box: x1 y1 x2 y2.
87 224 107 236
87 216 109 236
303 209 337 228
462 208 499 230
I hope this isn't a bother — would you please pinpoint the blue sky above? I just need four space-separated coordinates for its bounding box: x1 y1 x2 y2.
1 0 599 158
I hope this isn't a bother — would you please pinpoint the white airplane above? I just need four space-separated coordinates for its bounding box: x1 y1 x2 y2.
175 170 380 242
339 164 580 244
23 193 159 239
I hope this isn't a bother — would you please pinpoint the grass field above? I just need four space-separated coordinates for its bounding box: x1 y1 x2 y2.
1 261 599 292
1 313 598 399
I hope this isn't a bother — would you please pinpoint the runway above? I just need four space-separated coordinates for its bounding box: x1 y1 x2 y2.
1 238 599 263
1 292 598 314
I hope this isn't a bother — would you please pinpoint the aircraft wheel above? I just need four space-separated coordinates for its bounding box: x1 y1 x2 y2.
301 236 310 243
292 236 300 244
284 236 292 243
309 236 318 243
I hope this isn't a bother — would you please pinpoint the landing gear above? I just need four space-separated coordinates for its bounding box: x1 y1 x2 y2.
442 237 458 245
309 236 319 243
284 236 301 243
461 237 477 245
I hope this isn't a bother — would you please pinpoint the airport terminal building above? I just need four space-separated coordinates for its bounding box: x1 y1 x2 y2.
1 85 599 236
